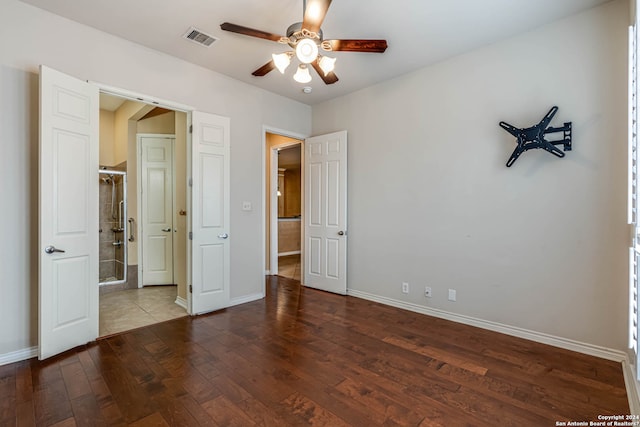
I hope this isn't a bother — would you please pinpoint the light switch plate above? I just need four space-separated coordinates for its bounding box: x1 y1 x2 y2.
242 201 252 211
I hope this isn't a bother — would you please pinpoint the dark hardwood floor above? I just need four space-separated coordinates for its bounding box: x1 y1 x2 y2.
0 276 630 426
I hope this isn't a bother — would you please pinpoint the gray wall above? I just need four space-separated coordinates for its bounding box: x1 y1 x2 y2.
312 0 629 351
0 0 311 357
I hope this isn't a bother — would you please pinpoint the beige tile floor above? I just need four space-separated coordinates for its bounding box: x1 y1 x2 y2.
278 254 301 281
99 285 187 336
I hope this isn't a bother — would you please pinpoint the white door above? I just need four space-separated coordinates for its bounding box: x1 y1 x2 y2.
139 135 175 285
190 112 230 314
304 131 347 294
39 66 99 359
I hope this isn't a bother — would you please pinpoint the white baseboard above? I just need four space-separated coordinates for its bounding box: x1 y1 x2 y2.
229 292 264 307
278 251 301 257
0 346 38 366
175 296 188 310
347 289 627 363
623 359 640 415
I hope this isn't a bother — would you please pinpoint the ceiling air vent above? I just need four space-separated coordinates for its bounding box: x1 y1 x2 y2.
183 27 218 47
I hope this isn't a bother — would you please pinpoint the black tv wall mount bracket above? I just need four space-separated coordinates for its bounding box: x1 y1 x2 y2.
499 106 572 167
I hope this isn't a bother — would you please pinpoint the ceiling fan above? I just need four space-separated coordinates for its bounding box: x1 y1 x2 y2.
220 0 388 85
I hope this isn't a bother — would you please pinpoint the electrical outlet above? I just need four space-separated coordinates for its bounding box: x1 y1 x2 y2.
425 286 432 298
402 282 409 294
448 289 457 302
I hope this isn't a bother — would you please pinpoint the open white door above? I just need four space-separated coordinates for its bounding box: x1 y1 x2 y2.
190 111 230 314
39 66 99 359
304 131 347 294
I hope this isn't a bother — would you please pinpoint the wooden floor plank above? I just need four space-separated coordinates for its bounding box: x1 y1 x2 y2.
201 396 255 427
60 361 92 400
69 394 106 426
0 276 630 426
176 395 219 427
32 377 74 426
281 392 351 427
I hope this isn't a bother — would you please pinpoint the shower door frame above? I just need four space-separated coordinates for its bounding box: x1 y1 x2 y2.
99 169 128 286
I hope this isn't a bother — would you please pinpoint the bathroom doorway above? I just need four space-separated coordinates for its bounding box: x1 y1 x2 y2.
98 93 188 336
266 132 303 281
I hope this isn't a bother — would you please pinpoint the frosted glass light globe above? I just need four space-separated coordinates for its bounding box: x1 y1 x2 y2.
296 38 318 64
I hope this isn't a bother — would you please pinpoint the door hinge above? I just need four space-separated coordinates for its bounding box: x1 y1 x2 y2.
189 124 193 134
188 177 193 187
189 285 193 293
189 231 193 240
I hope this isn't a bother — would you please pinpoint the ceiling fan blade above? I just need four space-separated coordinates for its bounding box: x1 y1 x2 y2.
220 22 283 42
325 39 388 53
252 60 276 77
311 59 339 85
302 0 332 33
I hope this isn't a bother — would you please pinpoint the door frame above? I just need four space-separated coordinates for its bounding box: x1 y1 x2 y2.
93 82 194 313
39 72 234 359
136 133 177 288
270 138 303 276
263 127 307 287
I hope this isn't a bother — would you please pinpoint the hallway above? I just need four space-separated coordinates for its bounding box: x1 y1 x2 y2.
277 253 301 281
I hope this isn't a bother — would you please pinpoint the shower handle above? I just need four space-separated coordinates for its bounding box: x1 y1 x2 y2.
44 245 65 254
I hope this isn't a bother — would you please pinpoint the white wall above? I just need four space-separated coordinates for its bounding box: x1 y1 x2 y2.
99 109 115 166
313 0 629 351
0 0 310 357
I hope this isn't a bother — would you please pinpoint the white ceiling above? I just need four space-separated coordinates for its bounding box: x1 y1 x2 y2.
20 0 613 105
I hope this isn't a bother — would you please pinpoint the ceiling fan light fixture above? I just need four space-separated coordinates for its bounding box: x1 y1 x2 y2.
272 52 291 74
293 64 312 83
318 55 336 76
295 38 318 64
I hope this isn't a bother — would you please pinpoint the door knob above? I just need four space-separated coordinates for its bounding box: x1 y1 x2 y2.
44 245 65 254
338 231 346 236
161 228 171 232
218 233 229 239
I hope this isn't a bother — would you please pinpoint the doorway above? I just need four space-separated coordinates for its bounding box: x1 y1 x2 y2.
264 129 349 295
98 93 188 336
266 132 303 281
39 67 232 358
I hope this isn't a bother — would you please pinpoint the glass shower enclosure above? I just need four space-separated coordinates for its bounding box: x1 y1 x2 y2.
99 169 127 285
